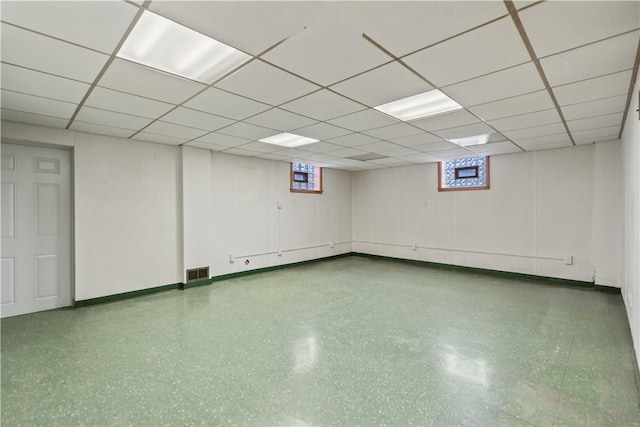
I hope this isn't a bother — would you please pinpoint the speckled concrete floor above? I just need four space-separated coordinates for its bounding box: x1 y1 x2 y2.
2 256 639 426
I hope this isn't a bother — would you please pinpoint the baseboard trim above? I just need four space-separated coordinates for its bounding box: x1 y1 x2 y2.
351 252 621 291
73 252 620 308
74 283 181 308
206 253 353 284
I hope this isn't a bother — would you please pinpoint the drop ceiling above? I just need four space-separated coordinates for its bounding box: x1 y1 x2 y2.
1 1 638 171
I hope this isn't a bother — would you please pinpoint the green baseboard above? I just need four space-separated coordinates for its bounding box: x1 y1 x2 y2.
74 282 181 308
352 252 620 293
207 252 353 284
73 251 620 309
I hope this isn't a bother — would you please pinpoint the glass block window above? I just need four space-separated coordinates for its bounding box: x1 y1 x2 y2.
438 156 490 191
290 162 323 194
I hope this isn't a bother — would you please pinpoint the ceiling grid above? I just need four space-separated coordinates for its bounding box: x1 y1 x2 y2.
1 0 638 171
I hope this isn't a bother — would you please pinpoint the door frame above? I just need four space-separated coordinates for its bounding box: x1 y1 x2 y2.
1 138 76 311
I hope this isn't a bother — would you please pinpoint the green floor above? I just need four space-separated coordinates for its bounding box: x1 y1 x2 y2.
1 256 639 426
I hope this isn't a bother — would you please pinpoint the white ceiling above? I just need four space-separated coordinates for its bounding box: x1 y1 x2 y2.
1 0 638 172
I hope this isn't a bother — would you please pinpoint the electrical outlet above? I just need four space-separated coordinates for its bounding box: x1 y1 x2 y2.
330 242 334 248
278 248 282 256
412 243 417 251
277 201 282 209
564 256 573 265
229 254 235 264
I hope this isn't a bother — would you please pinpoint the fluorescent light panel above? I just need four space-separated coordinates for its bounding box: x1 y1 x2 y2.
118 11 251 84
259 133 319 148
449 134 492 147
374 89 463 121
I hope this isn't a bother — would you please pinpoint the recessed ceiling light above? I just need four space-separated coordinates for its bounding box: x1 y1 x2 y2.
449 134 492 147
259 133 319 148
117 11 251 84
374 89 463 121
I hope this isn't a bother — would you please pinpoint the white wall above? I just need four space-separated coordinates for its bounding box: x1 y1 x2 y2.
352 142 622 285
183 149 353 277
621 71 640 367
1 121 182 300
0 121 353 301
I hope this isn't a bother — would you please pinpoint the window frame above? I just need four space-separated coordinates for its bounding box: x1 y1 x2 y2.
290 162 323 194
438 156 490 192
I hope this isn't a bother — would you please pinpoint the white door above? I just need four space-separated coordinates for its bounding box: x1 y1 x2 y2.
1 143 72 318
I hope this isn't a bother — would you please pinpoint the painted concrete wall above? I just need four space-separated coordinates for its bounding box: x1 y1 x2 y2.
352 142 622 285
182 148 353 277
0 121 353 300
621 71 640 368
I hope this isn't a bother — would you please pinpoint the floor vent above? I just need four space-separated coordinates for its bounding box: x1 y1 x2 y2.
186 267 209 282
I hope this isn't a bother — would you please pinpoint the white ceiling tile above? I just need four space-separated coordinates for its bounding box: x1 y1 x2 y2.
99 59 207 105
362 123 424 140
280 89 366 121
467 141 522 155
561 95 628 121
571 126 621 141
513 133 571 147
415 141 467 152
380 147 422 157
299 142 344 154
339 1 508 57
70 121 134 139
553 70 633 106
255 153 291 162
1 1 138 54
293 123 352 140
261 8 390 86
184 88 271 120
184 141 229 152
329 62 433 107
75 106 152 131
1 108 68 128
411 110 480 132
145 121 209 140
503 123 567 140
216 60 319 106
367 158 413 167
541 31 639 87
133 132 185 146
434 122 496 140
1 63 90 104
161 107 235 132
326 109 398 132
194 133 250 148
221 148 261 157
521 141 572 151
85 87 175 119
575 135 620 145
1 90 76 119
568 113 623 132
519 1 640 57
468 90 555 121
1 23 108 83
270 148 315 159
216 122 277 140
302 153 341 162
404 17 530 87
397 153 439 163
233 141 285 154
429 148 476 159
327 133 381 147
443 63 545 106
244 109 317 132
330 147 367 158
488 109 562 132
149 1 319 56
390 133 445 147
355 141 401 153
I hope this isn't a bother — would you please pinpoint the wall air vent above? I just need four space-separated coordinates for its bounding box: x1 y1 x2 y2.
186 267 209 282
